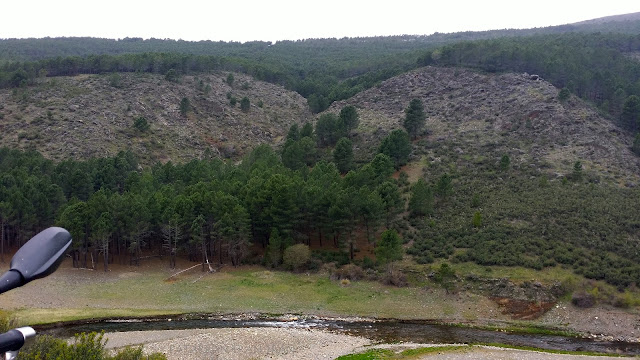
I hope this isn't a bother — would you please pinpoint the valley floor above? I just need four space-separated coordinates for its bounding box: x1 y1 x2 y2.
0 258 638 358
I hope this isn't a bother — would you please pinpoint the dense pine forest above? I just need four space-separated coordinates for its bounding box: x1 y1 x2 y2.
3 119 640 288
2 14 640 293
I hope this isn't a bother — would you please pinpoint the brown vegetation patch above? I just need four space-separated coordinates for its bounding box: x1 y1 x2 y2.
493 297 555 320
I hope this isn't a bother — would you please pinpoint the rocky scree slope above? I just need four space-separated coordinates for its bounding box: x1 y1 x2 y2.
0 72 312 165
329 66 639 185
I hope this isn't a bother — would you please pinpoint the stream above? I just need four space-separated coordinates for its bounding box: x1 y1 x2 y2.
40 317 640 356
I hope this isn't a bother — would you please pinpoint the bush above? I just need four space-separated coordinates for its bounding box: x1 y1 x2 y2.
133 117 150 133
0 312 15 333
312 250 350 266
361 256 375 269
283 244 311 271
21 332 106 360
110 346 144 360
571 291 595 308
558 88 570 101
330 264 365 281
179 97 191 115
165 69 178 82
20 332 168 360
240 97 250 112
381 264 408 287
433 263 456 293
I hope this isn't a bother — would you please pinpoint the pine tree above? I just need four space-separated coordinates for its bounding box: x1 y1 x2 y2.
266 228 283 267
339 105 359 133
499 154 510 171
403 98 426 139
633 134 640 156
179 97 191 116
300 122 314 138
621 95 640 131
333 137 353 174
408 179 433 217
240 97 250 112
435 174 453 198
375 229 403 265
378 129 411 169
377 181 403 227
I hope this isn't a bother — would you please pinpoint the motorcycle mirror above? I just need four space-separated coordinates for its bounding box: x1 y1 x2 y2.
0 227 72 294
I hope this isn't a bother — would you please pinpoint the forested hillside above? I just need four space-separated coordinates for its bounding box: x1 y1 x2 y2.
2 13 640 298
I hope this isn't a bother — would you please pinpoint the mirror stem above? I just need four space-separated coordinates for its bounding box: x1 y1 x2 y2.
0 271 23 295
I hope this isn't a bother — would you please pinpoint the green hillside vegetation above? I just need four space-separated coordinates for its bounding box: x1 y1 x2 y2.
2 13 640 306
3 118 640 291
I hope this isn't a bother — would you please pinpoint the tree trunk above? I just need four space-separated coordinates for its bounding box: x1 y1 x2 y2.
350 241 354 260
0 219 4 263
363 218 371 243
103 248 108 272
202 240 206 272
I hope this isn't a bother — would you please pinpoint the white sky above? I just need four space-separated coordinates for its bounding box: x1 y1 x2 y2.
1 1 639 42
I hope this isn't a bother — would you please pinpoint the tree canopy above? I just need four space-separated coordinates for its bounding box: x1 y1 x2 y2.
403 99 426 139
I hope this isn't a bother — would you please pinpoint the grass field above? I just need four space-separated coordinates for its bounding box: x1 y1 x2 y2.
0 260 503 326
1 257 638 346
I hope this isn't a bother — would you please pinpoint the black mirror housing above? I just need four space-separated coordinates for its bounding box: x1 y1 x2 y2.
10 227 72 282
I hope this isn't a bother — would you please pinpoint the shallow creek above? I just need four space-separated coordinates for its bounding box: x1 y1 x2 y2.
40 317 640 356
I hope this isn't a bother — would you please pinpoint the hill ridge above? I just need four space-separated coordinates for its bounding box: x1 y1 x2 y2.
0 72 311 165
329 66 639 184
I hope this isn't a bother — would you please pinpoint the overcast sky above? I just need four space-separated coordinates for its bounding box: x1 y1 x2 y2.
1 1 639 42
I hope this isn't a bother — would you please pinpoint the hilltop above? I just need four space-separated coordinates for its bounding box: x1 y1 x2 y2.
0 72 311 165
329 66 639 185
2 64 638 186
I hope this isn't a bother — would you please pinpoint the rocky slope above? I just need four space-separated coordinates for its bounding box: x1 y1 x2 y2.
2 65 638 185
0 72 312 165
329 66 640 185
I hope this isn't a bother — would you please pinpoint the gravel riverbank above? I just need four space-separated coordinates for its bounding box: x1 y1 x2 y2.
104 327 371 360
103 328 628 360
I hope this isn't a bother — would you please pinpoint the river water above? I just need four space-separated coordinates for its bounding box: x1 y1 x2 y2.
40 317 640 356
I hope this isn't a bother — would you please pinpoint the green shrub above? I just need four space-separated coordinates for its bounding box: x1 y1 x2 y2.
283 244 311 271
133 117 150 133
0 312 14 333
312 250 350 266
20 332 167 360
240 97 250 112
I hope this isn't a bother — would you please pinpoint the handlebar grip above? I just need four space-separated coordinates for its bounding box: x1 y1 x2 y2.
0 327 35 353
